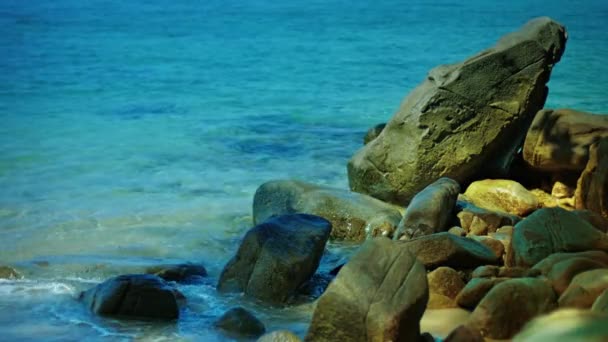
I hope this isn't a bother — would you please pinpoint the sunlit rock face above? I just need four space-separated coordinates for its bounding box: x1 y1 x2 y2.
348 17 567 204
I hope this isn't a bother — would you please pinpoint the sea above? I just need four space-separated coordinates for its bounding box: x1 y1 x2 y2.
1 0 607 340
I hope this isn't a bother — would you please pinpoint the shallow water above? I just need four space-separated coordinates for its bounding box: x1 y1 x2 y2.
1 0 608 340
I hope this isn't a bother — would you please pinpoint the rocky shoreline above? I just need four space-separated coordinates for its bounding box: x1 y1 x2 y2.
3 16 608 341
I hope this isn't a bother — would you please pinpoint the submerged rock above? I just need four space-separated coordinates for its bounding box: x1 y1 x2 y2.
0 265 21 279
509 207 608 267
215 307 266 339
79 274 180 319
513 309 608 342
306 238 428 342
217 214 331 305
348 17 567 204
145 262 207 283
575 137 608 219
523 108 608 172
394 177 460 240
252 180 402 241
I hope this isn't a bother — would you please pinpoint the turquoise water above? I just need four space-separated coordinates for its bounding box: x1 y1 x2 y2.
1 0 607 340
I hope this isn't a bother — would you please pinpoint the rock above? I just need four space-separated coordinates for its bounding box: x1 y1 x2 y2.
532 251 608 275
523 108 608 172
513 309 608 342
552 181 575 199
448 226 466 237
252 180 402 241
363 123 386 145
145 263 207 283
546 257 607 295
572 210 608 232
348 18 566 204
217 214 331 305
0 265 21 279
215 307 266 339
294 273 333 301
444 325 484 342
79 274 180 319
592 290 608 313
509 207 608 267
456 278 507 309
575 137 608 219
531 188 560 208
257 330 302 342
394 177 460 240
463 179 539 216
456 200 520 236
470 236 505 260
471 265 499 278
305 238 428 342
401 232 499 269
499 267 539 278
466 278 557 339
427 267 465 309
559 269 608 308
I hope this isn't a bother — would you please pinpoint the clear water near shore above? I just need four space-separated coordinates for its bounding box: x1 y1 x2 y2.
1 0 608 340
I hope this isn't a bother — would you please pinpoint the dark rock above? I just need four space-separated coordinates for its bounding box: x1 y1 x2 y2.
215 307 266 339
509 207 608 267
471 265 500 279
305 238 428 342
456 200 520 236
0 265 21 279
252 180 401 241
363 123 386 145
79 274 180 319
523 108 608 172
395 177 460 240
572 210 608 232
348 17 567 204
217 214 331 305
467 278 557 339
532 250 608 275
546 257 607 295
575 137 608 219
401 232 500 269
463 179 539 216
456 277 507 309
559 269 608 309
513 309 608 342
145 263 207 283
444 325 484 342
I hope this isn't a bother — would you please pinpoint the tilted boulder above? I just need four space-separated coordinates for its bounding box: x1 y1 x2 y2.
394 177 460 240
217 214 331 305
253 180 402 241
523 109 608 172
575 137 608 219
348 17 567 204
306 238 428 342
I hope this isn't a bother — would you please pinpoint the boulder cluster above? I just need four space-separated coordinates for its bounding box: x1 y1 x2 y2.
5 16 606 342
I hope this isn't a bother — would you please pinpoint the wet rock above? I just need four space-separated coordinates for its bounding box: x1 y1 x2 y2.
463 179 539 216
444 325 484 342
252 180 402 241
257 330 302 342
217 214 331 305
0 265 21 279
363 123 386 145
215 307 266 339
79 274 180 319
592 290 608 313
456 200 520 236
466 278 557 339
456 277 507 309
306 238 428 342
509 207 608 267
394 177 460 240
575 137 608 219
523 108 608 172
348 18 566 204
513 309 608 342
546 257 607 295
559 269 608 308
145 263 207 283
401 232 499 269
532 250 608 275
427 267 465 309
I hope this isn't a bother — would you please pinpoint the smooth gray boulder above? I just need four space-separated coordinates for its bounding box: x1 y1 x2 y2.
394 177 460 240
217 214 331 305
79 274 180 319
348 17 567 204
305 238 428 342
253 180 402 241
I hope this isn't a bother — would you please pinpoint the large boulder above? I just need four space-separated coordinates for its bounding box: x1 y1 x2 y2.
401 232 500 269
217 214 331 305
305 238 428 342
347 17 567 204
523 109 608 172
509 207 608 267
394 177 460 240
513 309 608 342
466 278 557 339
575 137 608 219
463 179 539 216
79 274 180 319
253 180 402 241
215 307 266 339
559 269 608 308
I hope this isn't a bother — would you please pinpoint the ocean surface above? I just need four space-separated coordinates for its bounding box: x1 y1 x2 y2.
1 0 607 340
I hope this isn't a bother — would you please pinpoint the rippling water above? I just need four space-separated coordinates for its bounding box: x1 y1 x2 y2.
1 0 607 340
